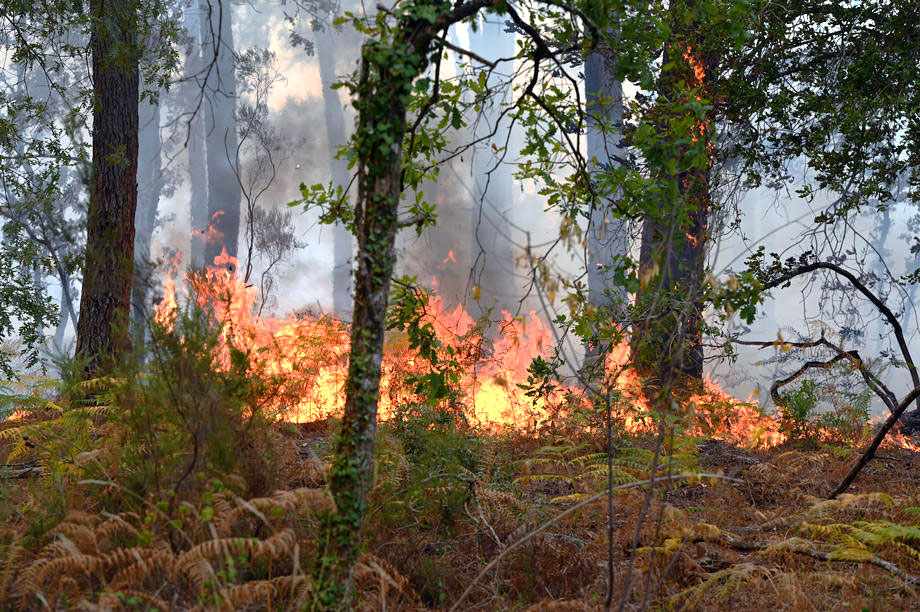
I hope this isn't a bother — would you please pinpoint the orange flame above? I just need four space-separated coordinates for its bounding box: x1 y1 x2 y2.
150 254 918 453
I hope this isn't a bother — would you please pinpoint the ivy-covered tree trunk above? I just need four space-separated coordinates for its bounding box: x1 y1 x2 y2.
319 1 494 604
320 40 421 611
631 3 712 390
76 0 139 376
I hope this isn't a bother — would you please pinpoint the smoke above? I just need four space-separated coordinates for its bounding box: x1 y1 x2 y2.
140 2 920 418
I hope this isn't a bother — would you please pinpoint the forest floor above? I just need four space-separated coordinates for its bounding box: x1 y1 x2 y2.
3 412 920 610
285 418 920 611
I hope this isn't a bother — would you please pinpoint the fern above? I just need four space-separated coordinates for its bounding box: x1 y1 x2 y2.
514 436 700 503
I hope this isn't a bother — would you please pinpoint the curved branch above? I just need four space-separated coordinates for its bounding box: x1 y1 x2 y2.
731 337 898 415
832 384 920 499
763 261 920 413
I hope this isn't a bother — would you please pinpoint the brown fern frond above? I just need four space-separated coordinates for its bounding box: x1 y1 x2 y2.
209 528 296 563
48 521 98 554
59 510 102 528
100 588 170 611
225 488 334 528
109 551 177 590
0 540 28 602
190 575 308 611
179 556 218 593
353 553 421 610
211 493 238 537
105 547 178 586
15 554 104 601
94 515 140 550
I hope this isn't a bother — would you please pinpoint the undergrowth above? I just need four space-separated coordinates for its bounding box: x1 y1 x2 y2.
0 297 917 610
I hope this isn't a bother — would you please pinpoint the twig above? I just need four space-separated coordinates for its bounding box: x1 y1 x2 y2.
762 261 920 413
0 463 42 478
722 533 919 585
731 336 898 414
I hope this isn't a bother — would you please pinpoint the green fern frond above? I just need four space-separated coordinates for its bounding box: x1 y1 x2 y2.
512 474 575 486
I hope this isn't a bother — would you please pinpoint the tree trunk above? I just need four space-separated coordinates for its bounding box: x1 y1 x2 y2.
201 0 241 270
76 0 139 376
187 7 209 270
631 6 711 390
469 14 517 319
319 2 494 603
132 96 163 350
316 22 355 316
584 41 629 363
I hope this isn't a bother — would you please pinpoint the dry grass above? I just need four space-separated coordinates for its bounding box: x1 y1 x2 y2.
3 415 920 610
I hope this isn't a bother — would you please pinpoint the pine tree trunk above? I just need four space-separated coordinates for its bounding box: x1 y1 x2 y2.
76 0 139 376
202 0 241 269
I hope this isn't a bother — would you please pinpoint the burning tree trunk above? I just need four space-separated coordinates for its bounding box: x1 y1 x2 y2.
584 40 629 362
76 0 140 376
201 0 241 269
631 17 712 391
316 21 355 315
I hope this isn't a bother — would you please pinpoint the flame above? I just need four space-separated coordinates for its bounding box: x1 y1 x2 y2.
154 254 557 426
681 43 714 157
150 254 919 454
191 211 226 247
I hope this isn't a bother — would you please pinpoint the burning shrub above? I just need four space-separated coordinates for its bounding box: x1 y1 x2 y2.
110 297 287 501
776 380 872 445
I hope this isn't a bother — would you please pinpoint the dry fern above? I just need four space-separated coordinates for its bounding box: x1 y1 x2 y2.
353 553 421 611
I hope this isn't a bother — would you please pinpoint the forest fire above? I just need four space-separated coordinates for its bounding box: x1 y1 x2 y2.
149 253 920 453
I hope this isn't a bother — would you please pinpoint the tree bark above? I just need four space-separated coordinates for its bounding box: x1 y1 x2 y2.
132 96 163 350
316 22 354 316
76 0 139 376
631 5 711 390
187 6 209 270
201 0 241 269
320 3 496 604
584 39 629 363
470 14 517 319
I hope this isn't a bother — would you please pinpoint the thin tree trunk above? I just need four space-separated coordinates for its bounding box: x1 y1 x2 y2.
320 2 493 603
132 96 163 350
202 0 241 269
187 7 208 269
316 22 354 315
470 14 517 319
584 40 629 363
76 0 140 376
